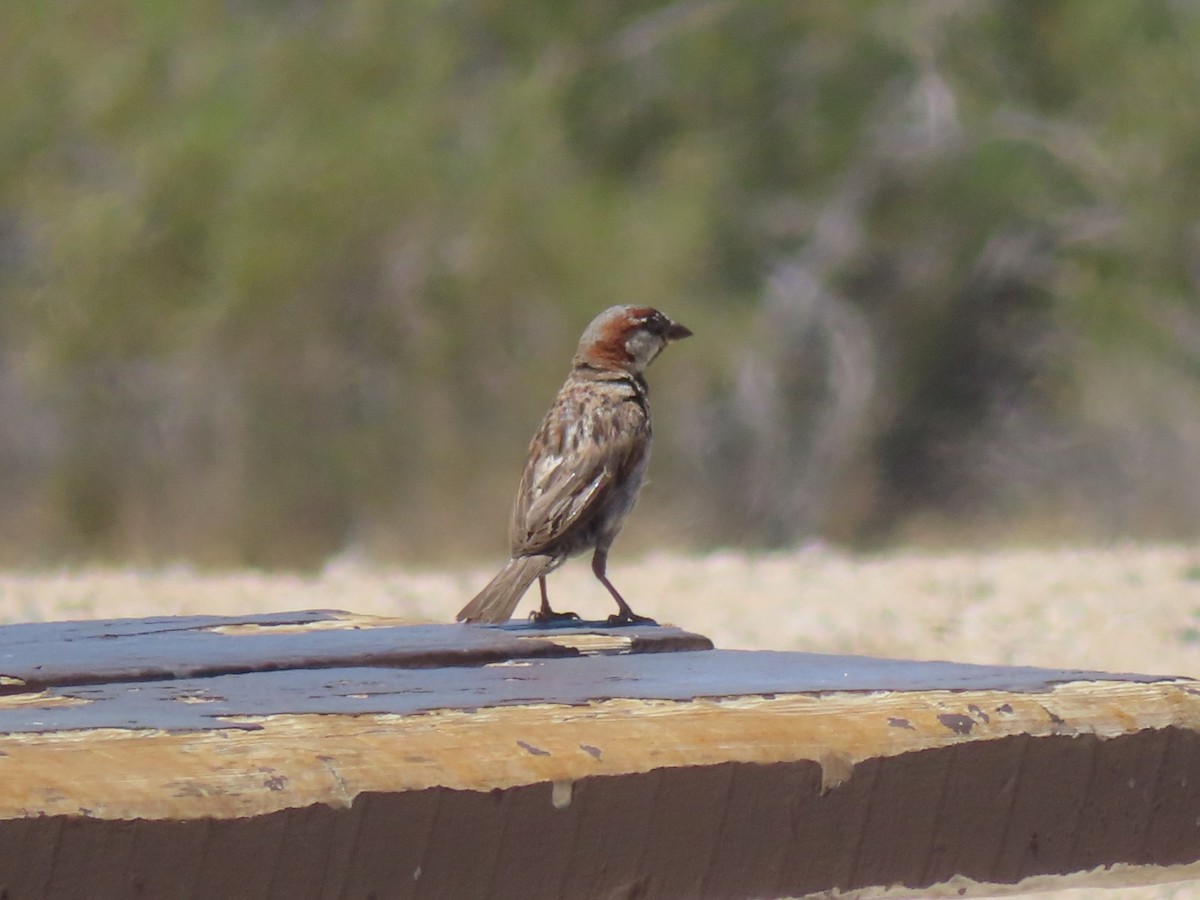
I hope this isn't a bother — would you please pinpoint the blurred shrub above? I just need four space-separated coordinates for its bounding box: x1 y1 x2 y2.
0 1 1199 566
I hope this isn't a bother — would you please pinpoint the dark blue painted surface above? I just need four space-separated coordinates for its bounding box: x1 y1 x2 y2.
0 618 1182 734
0 611 708 690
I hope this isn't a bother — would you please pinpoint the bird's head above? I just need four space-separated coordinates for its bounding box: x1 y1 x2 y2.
574 305 692 375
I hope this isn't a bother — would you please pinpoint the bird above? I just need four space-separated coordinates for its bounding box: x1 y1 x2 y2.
456 305 692 626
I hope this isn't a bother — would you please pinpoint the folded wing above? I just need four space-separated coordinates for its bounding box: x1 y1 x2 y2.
509 398 648 557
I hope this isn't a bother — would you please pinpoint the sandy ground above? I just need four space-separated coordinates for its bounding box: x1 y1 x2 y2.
3 542 1200 899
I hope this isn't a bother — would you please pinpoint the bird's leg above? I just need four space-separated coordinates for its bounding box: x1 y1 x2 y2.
530 575 579 624
593 549 657 626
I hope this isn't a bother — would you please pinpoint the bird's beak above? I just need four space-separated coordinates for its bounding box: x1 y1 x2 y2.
664 321 693 342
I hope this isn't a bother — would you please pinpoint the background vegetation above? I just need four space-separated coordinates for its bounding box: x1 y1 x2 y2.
2 1 1199 568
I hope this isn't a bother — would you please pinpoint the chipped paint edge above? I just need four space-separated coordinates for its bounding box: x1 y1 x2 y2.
0 678 1196 821
827 858 1200 899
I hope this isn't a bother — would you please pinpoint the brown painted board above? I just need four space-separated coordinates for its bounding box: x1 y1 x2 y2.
0 612 1198 899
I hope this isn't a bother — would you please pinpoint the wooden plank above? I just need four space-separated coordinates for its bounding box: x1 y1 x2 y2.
0 612 712 691
0 647 1174 735
0 678 1195 820
0 611 1198 898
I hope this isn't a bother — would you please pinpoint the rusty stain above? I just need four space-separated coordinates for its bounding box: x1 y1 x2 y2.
517 740 551 757
938 713 975 735
888 717 915 730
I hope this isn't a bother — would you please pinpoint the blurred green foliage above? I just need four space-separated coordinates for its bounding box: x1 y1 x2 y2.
1 1 1200 567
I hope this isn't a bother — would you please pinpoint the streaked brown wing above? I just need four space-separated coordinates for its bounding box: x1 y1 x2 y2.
508 395 647 557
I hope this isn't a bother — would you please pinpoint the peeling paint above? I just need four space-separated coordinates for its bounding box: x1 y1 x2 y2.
938 713 975 735
967 704 990 723
819 752 855 792
551 780 573 809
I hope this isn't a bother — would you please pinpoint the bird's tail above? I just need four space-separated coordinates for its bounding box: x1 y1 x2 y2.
456 555 554 624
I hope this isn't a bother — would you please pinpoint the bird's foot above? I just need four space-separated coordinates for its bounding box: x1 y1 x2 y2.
530 609 581 625
606 612 658 627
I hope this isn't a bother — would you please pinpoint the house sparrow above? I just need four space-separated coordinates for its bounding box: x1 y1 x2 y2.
457 305 692 625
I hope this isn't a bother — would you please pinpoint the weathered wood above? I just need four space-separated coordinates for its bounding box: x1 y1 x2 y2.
0 610 711 691
0 610 1198 899
0 644 1169 735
